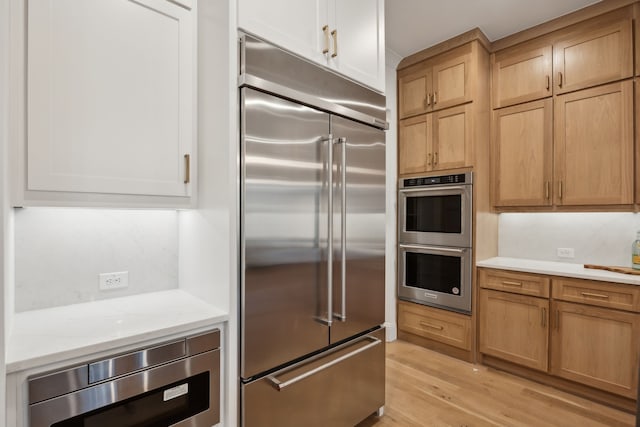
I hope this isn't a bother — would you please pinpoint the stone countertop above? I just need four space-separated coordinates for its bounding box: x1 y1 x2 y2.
6 289 228 373
476 257 640 286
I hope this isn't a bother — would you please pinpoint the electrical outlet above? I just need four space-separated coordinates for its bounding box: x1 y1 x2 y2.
556 248 575 259
99 271 129 291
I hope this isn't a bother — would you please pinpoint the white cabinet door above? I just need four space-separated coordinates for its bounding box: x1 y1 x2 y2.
238 0 328 66
27 0 194 198
329 0 385 92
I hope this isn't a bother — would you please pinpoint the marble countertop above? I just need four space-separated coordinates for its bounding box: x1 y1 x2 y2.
6 289 228 373
476 257 640 286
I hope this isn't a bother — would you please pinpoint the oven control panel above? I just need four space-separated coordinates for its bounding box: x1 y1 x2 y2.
402 172 471 188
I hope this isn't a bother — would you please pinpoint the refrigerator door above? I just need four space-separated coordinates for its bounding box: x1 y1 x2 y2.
241 88 331 379
330 116 386 344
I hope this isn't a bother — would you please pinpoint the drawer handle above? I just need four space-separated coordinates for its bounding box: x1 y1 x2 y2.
419 321 444 331
267 336 381 390
502 280 523 287
581 292 609 299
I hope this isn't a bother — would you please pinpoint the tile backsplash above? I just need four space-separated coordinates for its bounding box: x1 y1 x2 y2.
14 208 178 312
499 212 640 266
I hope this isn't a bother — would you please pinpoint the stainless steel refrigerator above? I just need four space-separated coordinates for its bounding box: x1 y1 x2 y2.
239 34 387 427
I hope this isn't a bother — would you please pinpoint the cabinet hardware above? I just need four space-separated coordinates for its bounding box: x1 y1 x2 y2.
425 94 431 107
581 292 609 299
433 92 438 104
546 75 550 91
427 153 432 166
545 181 550 200
419 321 444 331
558 181 563 200
184 154 190 184
331 29 338 58
558 71 563 88
433 152 438 165
555 309 560 330
322 25 329 54
502 280 523 287
542 307 547 327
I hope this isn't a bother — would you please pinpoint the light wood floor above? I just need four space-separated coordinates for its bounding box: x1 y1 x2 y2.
358 339 636 427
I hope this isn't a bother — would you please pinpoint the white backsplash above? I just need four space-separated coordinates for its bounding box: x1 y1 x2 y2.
15 208 178 312
498 212 640 266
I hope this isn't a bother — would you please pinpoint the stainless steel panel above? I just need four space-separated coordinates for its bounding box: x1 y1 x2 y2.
330 116 386 344
29 349 220 427
241 88 330 379
28 365 88 405
186 329 220 356
89 340 185 383
239 33 387 127
242 328 385 427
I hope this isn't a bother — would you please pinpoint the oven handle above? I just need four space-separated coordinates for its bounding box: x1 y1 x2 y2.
399 244 466 254
399 186 467 193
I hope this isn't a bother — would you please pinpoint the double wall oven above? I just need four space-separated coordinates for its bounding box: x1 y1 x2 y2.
398 172 473 313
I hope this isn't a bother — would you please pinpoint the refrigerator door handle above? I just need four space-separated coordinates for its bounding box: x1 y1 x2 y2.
325 135 334 327
334 137 347 322
266 336 382 391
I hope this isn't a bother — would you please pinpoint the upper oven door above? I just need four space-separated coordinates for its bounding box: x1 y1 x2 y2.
398 184 472 247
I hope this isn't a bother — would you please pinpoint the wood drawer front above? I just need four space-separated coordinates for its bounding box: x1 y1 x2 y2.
552 278 640 312
479 268 550 297
397 301 471 351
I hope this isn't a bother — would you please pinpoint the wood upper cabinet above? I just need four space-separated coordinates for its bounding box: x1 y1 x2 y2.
492 99 553 206
551 301 639 398
553 17 633 95
398 103 472 176
479 289 549 372
554 80 633 206
398 45 472 119
492 43 553 108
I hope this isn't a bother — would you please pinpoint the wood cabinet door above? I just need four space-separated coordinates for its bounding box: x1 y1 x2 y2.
492 43 552 108
432 104 471 171
554 81 633 206
27 0 194 197
479 289 549 372
492 99 552 207
553 18 633 95
398 115 432 175
551 301 639 398
399 69 430 119
431 52 471 111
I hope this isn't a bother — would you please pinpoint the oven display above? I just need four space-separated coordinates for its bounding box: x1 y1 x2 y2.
405 252 461 296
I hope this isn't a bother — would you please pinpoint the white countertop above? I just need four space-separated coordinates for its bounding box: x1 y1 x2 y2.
477 257 640 286
6 289 228 373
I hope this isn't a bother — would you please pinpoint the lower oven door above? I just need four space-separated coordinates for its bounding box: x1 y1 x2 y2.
29 349 220 427
398 243 472 313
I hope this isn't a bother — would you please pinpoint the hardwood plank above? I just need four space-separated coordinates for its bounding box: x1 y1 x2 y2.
358 340 635 427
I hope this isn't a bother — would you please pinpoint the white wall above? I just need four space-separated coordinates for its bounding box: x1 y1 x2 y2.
1 0 9 421
499 212 640 266
384 49 401 342
14 208 179 311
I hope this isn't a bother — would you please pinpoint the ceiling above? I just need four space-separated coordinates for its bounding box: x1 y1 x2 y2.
385 0 601 60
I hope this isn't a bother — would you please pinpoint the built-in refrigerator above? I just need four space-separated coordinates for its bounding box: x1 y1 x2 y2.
238 34 387 426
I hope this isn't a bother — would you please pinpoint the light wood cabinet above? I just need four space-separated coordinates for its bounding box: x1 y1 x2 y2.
24 0 195 205
398 103 472 175
551 301 639 398
553 17 633 95
398 45 471 119
554 80 633 206
492 42 553 108
479 289 549 372
479 268 550 298
492 99 553 207
398 300 471 351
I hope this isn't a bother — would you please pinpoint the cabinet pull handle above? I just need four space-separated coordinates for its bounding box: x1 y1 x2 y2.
558 71 563 88
322 25 330 54
558 181 563 200
184 154 190 184
555 309 560 330
541 307 547 327
425 94 431 107
502 280 523 287
545 181 550 200
433 152 438 165
581 292 609 299
433 91 437 104
331 29 338 58
427 153 432 166
419 321 444 331
546 75 550 91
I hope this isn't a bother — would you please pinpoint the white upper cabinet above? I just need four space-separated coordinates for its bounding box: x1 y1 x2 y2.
238 0 385 92
24 0 196 206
